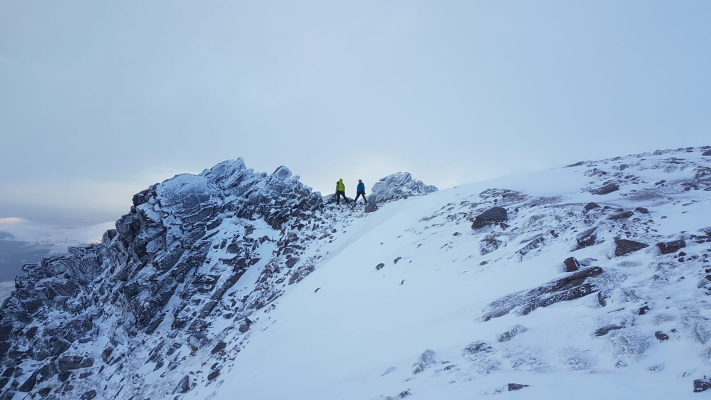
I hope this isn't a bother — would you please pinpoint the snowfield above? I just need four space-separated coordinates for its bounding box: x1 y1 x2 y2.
197 148 711 400
2 147 711 400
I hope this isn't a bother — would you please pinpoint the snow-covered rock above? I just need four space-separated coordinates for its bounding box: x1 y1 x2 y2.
3 146 711 400
369 172 437 203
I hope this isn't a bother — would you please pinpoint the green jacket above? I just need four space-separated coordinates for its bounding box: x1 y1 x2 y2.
336 179 345 193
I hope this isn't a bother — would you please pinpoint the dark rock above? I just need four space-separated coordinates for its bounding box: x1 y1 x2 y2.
615 239 648 256
376 263 385 271
38 387 52 397
412 349 436 374
635 207 649 214
566 161 585 167
703 150 711 156
207 370 220 381
517 236 545 258
595 324 623 336
655 331 669 341
609 211 634 220
58 356 84 371
463 341 492 356
508 383 529 391
174 375 191 394
639 305 650 315
498 324 527 342
695 376 711 392
591 183 619 195
483 267 603 321
656 240 686 255
80 390 97 400
211 342 226 354
471 207 507 229
285 257 299 268
480 237 502 255
576 227 598 248
564 257 581 272
584 202 600 212
394 257 402 264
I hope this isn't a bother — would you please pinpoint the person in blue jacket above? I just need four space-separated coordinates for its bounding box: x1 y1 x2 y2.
354 179 368 204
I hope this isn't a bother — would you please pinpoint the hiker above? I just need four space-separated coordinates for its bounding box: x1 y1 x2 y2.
335 178 349 204
354 179 368 204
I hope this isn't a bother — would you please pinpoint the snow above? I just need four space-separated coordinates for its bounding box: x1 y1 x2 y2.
178 148 711 400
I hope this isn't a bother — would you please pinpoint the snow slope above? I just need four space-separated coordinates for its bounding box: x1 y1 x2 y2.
184 147 711 400
2 148 711 400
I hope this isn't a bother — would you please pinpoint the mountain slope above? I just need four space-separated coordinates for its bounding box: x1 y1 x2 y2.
2 147 711 400
191 146 711 400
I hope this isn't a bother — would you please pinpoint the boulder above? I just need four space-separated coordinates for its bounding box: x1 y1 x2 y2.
655 331 669 341
695 376 711 392
584 202 600 212
576 227 598 248
656 240 686 255
508 383 530 391
471 207 508 229
563 257 580 272
615 239 648 256
703 150 711 156
591 183 619 195
609 211 634 220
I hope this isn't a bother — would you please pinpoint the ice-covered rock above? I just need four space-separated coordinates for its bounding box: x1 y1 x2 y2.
369 172 437 204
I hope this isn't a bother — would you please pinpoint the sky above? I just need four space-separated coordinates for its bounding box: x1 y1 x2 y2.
1 0 710 226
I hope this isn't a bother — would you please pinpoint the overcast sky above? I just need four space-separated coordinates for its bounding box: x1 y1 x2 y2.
1 1 710 225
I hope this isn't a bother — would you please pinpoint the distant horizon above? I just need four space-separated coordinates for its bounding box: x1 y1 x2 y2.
2 142 708 226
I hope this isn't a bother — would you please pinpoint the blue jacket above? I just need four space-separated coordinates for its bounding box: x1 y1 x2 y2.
357 182 365 193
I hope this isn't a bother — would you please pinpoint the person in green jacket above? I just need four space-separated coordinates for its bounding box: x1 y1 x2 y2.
335 178 349 204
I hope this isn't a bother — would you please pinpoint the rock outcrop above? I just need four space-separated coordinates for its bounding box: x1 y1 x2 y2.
0 159 326 399
369 172 437 204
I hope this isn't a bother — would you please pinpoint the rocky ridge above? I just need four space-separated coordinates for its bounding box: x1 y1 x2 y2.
0 159 379 399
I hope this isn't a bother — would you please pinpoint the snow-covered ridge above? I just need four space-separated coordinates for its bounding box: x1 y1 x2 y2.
2 147 711 400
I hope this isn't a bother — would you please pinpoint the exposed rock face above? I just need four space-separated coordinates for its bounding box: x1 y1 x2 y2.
595 324 624 337
482 267 603 321
498 324 528 342
369 172 437 204
576 227 598 248
615 238 649 256
656 240 686 255
471 207 508 229
0 159 327 399
591 183 619 195
412 349 436 374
